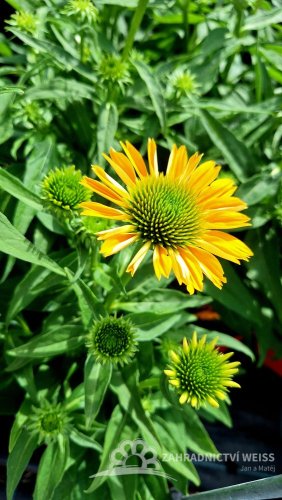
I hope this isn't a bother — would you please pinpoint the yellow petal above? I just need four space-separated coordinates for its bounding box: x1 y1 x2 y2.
169 350 181 364
104 149 136 188
189 246 227 289
207 396 219 408
92 165 129 196
120 140 148 178
153 245 172 280
179 392 188 404
80 202 128 220
183 337 189 355
100 233 139 257
222 380 241 388
80 177 127 207
164 369 177 377
126 241 151 276
96 225 137 240
147 138 159 176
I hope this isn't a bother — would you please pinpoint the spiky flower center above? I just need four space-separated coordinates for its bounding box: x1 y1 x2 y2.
28 401 71 443
42 166 91 211
40 412 61 433
128 176 201 248
165 333 240 409
177 350 222 399
87 317 137 365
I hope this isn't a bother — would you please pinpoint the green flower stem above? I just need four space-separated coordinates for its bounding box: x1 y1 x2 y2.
122 0 150 60
183 0 190 52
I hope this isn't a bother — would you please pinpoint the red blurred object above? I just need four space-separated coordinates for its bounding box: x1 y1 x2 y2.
263 349 282 377
196 305 220 321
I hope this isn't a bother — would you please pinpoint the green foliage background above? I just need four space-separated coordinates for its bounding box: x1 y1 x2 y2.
0 0 281 498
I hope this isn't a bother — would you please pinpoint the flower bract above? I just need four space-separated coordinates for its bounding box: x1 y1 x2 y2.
80 139 253 293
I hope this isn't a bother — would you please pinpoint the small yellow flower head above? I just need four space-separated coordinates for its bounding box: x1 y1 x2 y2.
169 69 200 98
86 317 138 365
97 54 131 88
42 166 92 216
6 11 37 34
63 0 98 24
165 332 241 409
28 400 71 444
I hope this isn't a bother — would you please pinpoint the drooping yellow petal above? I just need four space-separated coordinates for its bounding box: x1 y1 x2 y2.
126 241 151 276
96 224 137 240
189 246 227 289
153 245 172 280
100 233 139 257
80 201 128 220
196 230 253 263
178 247 204 291
147 138 159 176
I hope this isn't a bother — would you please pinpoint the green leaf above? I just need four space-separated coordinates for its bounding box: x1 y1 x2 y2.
127 311 188 341
114 289 211 314
8 325 85 359
0 86 25 94
242 7 282 31
198 109 254 181
111 364 161 454
154 416 200 485
64 268 100 326
184 475 282 499
9 29 97 83
84 355 112 427
70 428 102 452
34 436 69 500
132 60 166 130
246 229 282 324
237 173 279 205
0 212 65 276
85 405 128 493
6 427 38 500
97 102 118 163
204 261 262 327
6 253 77 323
0 167 43 209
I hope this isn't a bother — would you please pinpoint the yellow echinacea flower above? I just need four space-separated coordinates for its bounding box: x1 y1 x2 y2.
80 139 253 294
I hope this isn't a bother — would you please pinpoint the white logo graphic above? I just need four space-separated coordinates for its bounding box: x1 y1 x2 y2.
90 439 174 479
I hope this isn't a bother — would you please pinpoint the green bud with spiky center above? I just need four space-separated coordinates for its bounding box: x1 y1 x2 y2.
128 175 202 248
165 332 241 409
86 317 138 365
6 11 37 34
169 69 200 98
42 165 92 217
62 0 98 24
97 54 131 87
28 400 72 444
